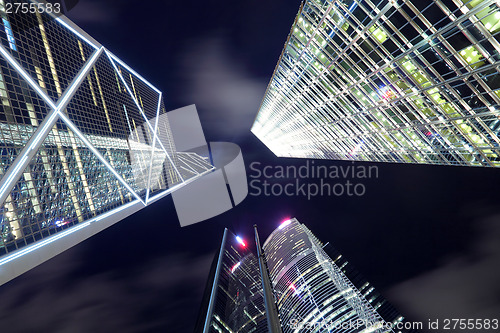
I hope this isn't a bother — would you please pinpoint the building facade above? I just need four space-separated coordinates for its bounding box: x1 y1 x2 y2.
322 242 409 326
263 218 406 332
196 229 269 333
197 219 416 332
0 1 213 285
252 0 500 167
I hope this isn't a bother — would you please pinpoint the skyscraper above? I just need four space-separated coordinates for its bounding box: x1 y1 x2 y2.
197 218 417 332
0 1 213 285
252 0 500 167
195 229 268 333
264 218 414 332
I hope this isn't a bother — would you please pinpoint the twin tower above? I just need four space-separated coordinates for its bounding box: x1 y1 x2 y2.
196 219 418 333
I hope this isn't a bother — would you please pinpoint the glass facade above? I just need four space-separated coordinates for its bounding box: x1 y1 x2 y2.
198 220 416 332
263 218 414 332
252 0 500 167
322 243 408 327
201 229 269 333
0 1 213 259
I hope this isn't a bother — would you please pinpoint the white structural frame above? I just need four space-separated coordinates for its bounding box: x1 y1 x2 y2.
0 8 214 285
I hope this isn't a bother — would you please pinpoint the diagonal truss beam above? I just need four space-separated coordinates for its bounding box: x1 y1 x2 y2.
54 17 101 51
0 45 104 205
0 45 56 109
31 0 101 51
105 51 172 158
0 198 139 267
105 51 185 201
105 50 161 94
105 50 185 184
145 93 163 203
57 112 146 205
0 23 208 211
0 8 220 277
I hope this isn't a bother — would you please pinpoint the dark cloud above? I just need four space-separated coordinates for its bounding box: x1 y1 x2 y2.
387 214 500 332
176 35 268 140
0 249 213 333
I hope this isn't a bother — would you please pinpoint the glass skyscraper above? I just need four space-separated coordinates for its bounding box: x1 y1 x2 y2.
264 218 413 332
0 0 213 285
252 0 500 167
195 229 268 333
197 219 417 332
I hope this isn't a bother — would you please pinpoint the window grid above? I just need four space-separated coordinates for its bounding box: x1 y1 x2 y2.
252 0 500 167
0 1 214 257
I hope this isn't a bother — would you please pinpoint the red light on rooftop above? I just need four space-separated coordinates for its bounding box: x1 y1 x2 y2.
235 236 246 247
279 218 292 229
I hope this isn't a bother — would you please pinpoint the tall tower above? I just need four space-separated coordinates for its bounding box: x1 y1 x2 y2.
195 229 268 333
264 218 404 332
197 219 417 332
0 1 213 285
252 0 500 167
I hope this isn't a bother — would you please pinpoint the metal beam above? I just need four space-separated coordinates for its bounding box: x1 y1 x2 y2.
254 225 283 333
105 50 184 182
0 46 104 205
203 228 228 333
145 93 163 203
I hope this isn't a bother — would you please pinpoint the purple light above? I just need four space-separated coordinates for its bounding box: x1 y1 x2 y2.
279 219 292 229
290 283 301 295
379 86 395 100
55 220 69 227
236 236 246 247
231 262 241 273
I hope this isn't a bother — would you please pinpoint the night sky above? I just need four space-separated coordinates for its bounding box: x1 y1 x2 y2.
1 1 500 332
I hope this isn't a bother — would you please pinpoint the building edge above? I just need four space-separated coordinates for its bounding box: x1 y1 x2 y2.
0 168 210 287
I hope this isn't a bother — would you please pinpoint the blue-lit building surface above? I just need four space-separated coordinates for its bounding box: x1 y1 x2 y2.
195 229 269 333
264 218 417 332
0 0 213 285
252 0 500 167
197 219 418 332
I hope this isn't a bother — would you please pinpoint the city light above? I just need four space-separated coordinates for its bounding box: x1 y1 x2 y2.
54 220 69 227
279 219 292 229
0 4 219 288
251 0 500 167
230 262 241 273
105 50 184 182
235 236 246 247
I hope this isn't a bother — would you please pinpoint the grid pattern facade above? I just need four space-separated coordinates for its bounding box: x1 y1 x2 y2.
252 0 500 167
323 243 412 329
263 218 399 332
205 230 268 333
0 1 213 258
